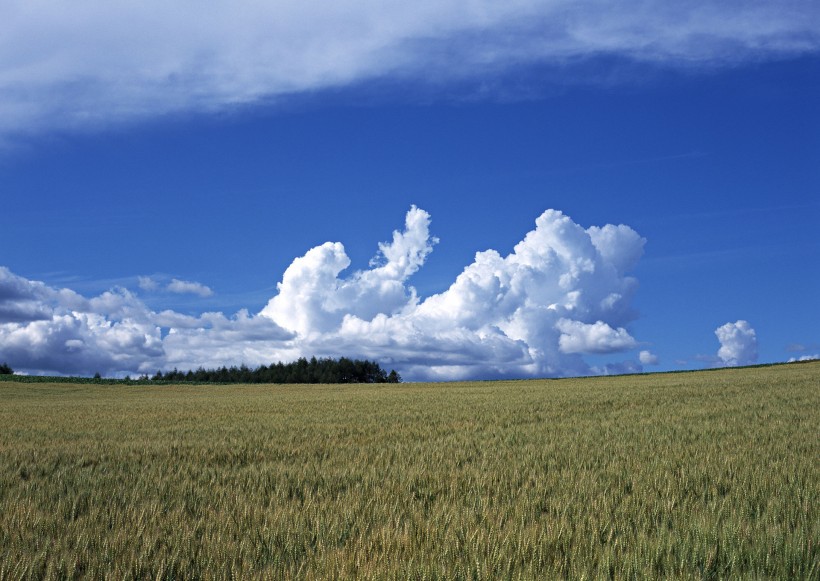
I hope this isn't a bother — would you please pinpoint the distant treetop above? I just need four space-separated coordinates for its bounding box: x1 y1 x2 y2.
153 357 401 384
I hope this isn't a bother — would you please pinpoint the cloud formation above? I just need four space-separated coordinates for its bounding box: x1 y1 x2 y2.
261 206 436 336
137 276 159 292
0 270 163 375
556 320 638 355
0 268 293 377
1 0 817 140
715 320 758 366
0 207 646 379
284 208 645 379
167 279 214 298
638 350 659 365
138 275 214 297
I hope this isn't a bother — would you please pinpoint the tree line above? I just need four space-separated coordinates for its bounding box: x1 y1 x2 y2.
152 357 401 384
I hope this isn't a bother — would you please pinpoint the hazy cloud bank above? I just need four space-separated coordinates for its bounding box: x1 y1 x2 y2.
1 207 648 379
1 0 818 140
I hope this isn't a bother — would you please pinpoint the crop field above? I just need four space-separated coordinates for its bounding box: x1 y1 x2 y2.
0 362 818 579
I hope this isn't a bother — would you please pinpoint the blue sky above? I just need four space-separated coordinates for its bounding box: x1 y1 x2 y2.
1 0 818 379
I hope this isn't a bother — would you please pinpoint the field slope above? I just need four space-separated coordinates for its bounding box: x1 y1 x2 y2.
1 362 818 578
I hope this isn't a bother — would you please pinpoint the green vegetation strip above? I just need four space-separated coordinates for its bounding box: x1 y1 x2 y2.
1 362 818 578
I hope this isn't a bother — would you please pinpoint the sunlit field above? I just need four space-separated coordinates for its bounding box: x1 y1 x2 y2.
1 362 817 578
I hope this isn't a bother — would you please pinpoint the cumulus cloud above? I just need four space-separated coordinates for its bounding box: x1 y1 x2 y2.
159 310 295 372
263 207 645 379
167 279 213 297
0 286 164 376
0 276 293 377
0 267 86 323
260 206 435 336
0 206 647 379
715 320 758 366
638 350 659 365
1 0 817 140
556 319 638 354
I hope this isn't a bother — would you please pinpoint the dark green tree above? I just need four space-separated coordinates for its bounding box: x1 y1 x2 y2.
150 357 394 384
0 362 13 375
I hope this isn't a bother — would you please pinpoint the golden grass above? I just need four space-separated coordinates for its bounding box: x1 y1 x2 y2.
1 362 818 578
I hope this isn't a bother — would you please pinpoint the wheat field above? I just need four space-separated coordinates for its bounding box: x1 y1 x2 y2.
1 362 818 578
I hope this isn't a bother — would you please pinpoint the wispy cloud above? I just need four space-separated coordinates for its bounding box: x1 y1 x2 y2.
0 207 647 379
138 276 159 292
1 0 817 141
140 275 214 297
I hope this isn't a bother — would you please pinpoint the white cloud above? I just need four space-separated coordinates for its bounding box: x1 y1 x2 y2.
140 275 214 297
715 320 758 366
0 266 86 323
262 207 645 379
556 319 638 354
158 310 296 373
1 1 817 141
138 276 159 291
0 310 164 376
638 350 659 365
789 354 819 362
0 277 293 377
260 206 435 336
167 279 213 297
0 206 648 379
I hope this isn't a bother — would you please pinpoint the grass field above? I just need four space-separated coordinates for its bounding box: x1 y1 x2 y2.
1 362 818 579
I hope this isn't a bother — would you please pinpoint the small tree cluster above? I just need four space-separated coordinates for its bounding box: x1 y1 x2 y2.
153 357 401 384
0 362 13 375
